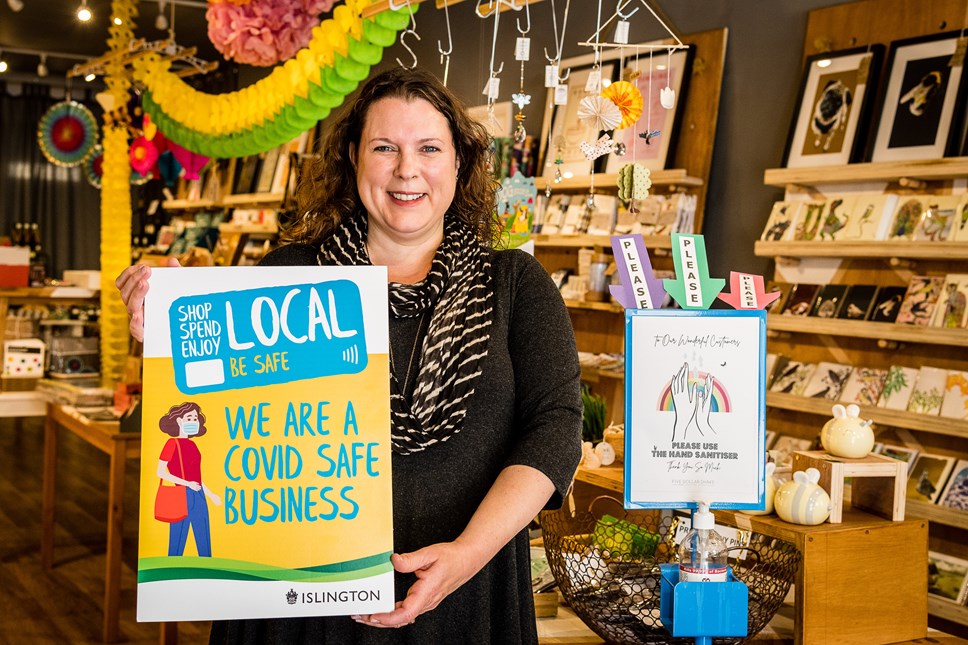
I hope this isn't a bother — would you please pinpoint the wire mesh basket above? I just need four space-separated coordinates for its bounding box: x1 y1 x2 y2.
539 497 801 645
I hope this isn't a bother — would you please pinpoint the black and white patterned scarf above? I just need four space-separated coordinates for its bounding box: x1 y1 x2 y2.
319 214 493 455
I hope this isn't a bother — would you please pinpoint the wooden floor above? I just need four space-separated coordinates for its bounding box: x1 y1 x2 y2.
0 416 210 645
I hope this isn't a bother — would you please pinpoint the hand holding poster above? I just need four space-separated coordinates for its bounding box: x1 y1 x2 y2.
138 266 393 622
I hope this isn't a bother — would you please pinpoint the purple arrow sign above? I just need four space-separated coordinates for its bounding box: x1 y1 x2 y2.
609 234 666 309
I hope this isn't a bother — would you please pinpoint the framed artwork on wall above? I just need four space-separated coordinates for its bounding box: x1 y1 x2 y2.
867 31 968 162
603 44 693 173
782 46 884 168
539 59 620 180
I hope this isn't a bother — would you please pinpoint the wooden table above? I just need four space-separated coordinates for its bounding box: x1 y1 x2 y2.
573 464 929 645
41 402 140 643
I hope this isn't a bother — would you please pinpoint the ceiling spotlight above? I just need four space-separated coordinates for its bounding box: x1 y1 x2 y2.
84 72 96 82
155 0 168 30
6 0 24 12
0 59 7 74
77 0 92 22
37 53 48 78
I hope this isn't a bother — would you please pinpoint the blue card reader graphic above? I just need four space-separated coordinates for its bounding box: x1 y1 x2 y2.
168 280 368 394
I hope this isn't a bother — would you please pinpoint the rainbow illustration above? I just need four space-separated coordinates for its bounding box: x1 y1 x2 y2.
656 371 732 413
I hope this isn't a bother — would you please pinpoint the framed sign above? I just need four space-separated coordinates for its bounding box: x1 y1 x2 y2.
782 46 884 167
624 309 767 510
868 31 968 162
604 45 693 173
138 266 394 622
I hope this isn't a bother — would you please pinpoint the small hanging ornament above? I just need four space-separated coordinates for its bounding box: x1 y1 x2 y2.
579 134 614 161
601 80 643 130
577 96 622 131
639 129 661 145
617 162 652 212
613 141 627 156
511 92 530 144
553 135 565 183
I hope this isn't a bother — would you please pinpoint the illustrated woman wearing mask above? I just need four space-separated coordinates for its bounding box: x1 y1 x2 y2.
158 402 222 557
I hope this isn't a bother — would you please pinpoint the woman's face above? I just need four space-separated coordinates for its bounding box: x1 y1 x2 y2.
351 97 458 248
176 409 200 436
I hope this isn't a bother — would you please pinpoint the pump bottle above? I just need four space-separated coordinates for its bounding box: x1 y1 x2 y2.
677 501 728 582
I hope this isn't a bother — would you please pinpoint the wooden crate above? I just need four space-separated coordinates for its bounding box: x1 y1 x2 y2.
792 450 906 523
720 508 927 645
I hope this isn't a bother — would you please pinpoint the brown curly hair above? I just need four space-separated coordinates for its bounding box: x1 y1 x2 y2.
286 67 502 248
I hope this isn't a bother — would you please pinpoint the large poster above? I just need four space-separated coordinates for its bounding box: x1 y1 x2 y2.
624 309 766 510
138 266 393 622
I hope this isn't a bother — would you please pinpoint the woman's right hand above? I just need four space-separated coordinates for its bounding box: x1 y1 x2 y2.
115 258 181 342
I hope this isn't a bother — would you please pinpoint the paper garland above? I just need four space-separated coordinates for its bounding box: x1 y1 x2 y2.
136 0 411 157
37 101 100 167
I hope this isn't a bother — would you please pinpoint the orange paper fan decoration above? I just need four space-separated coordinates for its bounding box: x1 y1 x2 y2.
601 81 644 130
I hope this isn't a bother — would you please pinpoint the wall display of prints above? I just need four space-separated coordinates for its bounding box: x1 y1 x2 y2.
604 45 694 173
540 61 619 179
760 201 801 241
783 46 885 167
907 453 957 504
877 443 920 473
931 274 968 328
624 310 766 510
869 31 968 162
839 367 888 407
895 275 945 326
138 267 394 622
938 459 968 511
837 284 879 320
801 361 852 400
940 370 968 420
927 551 968 605
878 365 919 411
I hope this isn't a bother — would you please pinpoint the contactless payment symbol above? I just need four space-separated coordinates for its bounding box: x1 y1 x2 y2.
168 280 368 395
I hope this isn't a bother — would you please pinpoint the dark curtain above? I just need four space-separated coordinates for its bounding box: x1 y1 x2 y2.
0 82 102 280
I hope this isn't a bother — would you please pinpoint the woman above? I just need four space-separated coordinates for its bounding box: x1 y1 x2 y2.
117 67 582 642
157 402 222 557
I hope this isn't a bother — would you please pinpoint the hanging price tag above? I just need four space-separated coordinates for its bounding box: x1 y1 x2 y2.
515 37 531 61
545 64 559 88
486 77 501 99
554 84 568 105
584 69 602 93
614 20 630 44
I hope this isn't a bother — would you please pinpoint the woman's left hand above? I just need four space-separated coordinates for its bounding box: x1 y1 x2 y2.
352 542 478 628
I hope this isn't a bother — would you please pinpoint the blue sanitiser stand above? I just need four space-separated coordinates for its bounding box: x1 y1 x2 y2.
659 563 748 645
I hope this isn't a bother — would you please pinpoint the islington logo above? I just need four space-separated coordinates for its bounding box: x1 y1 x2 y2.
168 280 368 394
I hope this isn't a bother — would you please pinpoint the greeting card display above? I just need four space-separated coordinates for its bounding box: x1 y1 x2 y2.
138 267 394 622
624 309 766 510
940 371 968 420
931 274 968 328
801 362 852 400
868 286 908 323
809 284 848 318
837 284 879 320
839 367 888 407
876 443 920 473
896 275 945 326
760 201 801 241
877 365 919 410
938 459 968 511
907 453 956 504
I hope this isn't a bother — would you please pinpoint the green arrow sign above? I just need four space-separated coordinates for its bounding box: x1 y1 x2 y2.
663 233 725 309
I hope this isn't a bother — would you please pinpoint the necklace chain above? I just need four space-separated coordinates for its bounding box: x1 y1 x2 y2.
391 310 428 396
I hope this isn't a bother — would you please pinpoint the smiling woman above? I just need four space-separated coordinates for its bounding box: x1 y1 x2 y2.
115 65 583 644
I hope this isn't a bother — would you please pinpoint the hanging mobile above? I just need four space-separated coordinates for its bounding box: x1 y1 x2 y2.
511 0 532 144
660 47 676 109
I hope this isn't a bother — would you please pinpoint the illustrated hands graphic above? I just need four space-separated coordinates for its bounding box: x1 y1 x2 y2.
671 363 695 442
669 363 717 441
695 373 716 437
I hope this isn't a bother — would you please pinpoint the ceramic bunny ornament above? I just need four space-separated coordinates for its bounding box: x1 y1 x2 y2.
744 462 777 516
821 403 875 459
774 467 831 525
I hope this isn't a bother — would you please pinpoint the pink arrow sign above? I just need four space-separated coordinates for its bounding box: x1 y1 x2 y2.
716 271 781 310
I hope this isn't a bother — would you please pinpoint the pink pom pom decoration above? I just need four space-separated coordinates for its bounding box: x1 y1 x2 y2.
206 0 335 67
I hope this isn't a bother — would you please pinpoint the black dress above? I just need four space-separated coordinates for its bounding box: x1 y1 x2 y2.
209 245 582 644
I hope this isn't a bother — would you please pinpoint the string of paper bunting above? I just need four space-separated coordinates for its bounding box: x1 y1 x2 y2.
135 0 413 158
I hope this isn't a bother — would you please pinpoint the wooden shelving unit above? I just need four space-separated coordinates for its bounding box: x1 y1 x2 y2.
533 233 674 250
220 192 286 207
162 192 285 211
763 157 968 187
755 240 968 260
767 314 968 348
766 392 968 439
160 198 219 211
563 299 623 314
541 169 703 192
759 107 968 632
